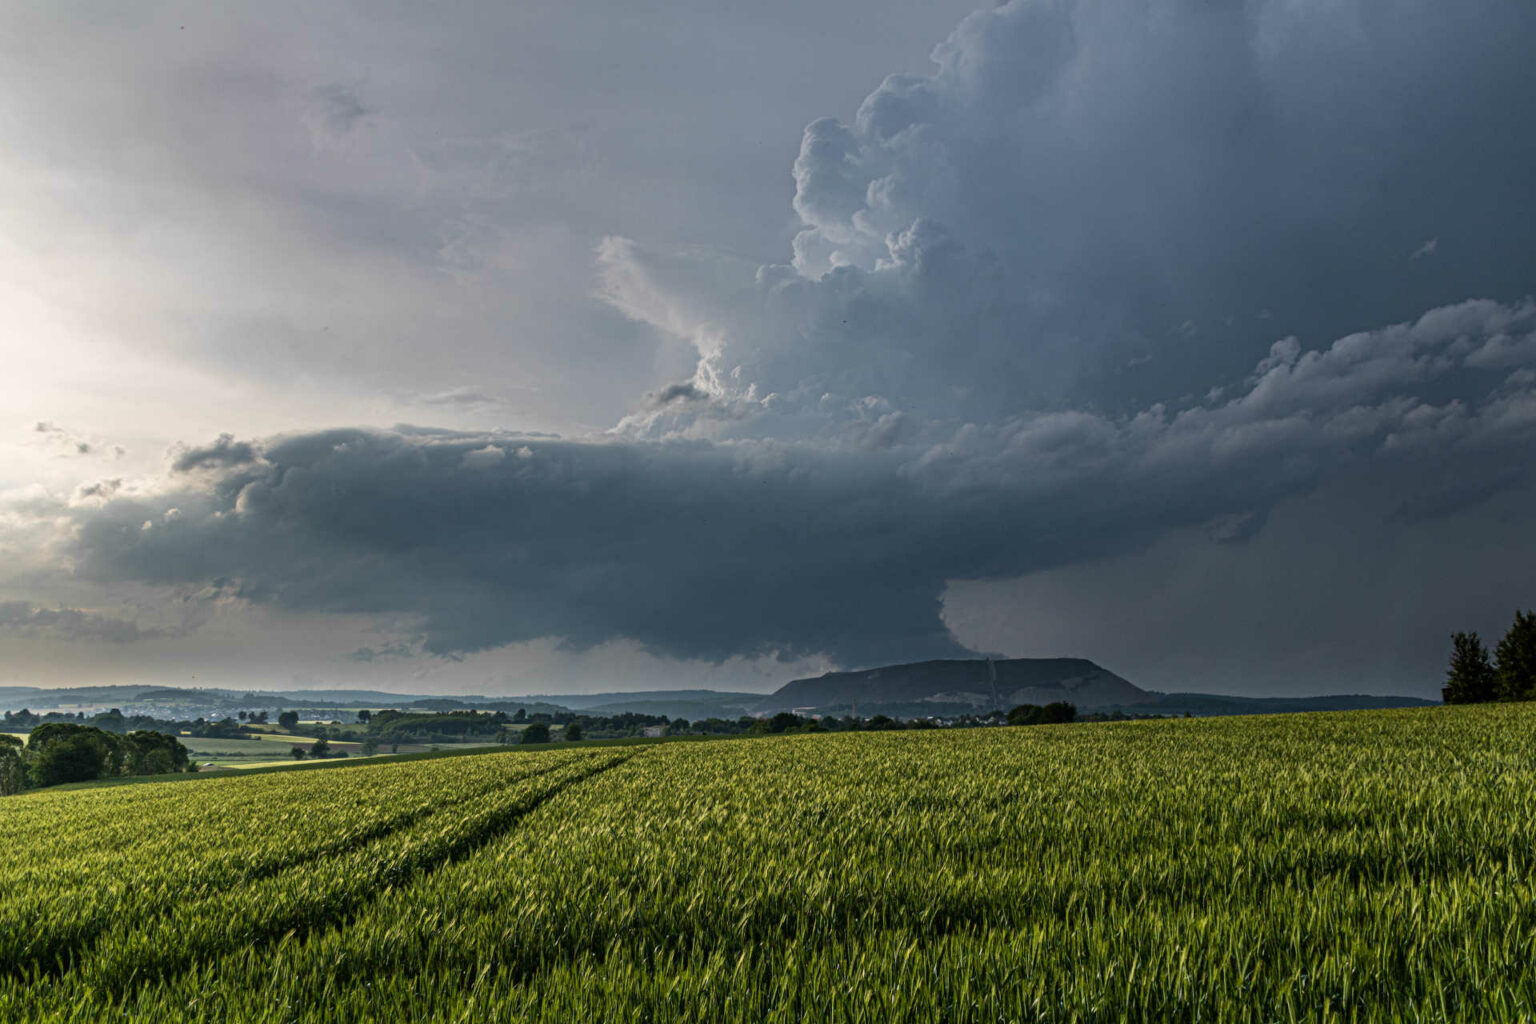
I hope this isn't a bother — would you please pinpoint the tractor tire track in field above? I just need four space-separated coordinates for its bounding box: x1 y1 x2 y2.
77 751 640 995
1 759 576 983
4 752 623 982
241 758 577 886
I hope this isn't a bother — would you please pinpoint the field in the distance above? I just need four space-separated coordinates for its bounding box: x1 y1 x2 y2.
174 733 496 768
2 706 1534 1022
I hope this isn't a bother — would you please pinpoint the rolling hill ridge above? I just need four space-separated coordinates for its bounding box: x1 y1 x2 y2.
756 657 1153 716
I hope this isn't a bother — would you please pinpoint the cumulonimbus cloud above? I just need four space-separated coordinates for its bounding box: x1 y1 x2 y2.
44 0 1536 667
607 0 1536 434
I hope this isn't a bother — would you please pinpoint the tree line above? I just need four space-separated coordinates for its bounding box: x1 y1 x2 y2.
1442 609 1536 703
3 707 268 737
1 725 193 795
502 703 1082 743
505 704 1085 742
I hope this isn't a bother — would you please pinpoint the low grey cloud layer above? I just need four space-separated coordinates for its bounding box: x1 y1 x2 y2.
0 601 167 645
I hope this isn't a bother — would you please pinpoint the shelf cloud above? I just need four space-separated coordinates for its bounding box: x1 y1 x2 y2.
66 297 1536 664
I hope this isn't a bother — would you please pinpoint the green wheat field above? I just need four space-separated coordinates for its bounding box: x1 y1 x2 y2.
3 705 1534 1022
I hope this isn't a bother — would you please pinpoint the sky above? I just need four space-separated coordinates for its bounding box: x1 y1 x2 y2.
2 0 1534 698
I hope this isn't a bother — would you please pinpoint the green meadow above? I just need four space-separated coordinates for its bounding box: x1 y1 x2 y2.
2 705 1533 1022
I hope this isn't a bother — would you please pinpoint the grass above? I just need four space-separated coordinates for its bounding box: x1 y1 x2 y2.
2 705 1534 1022
163 733 500 769
178 735 369 767
9 726 506 770
50 732 720 789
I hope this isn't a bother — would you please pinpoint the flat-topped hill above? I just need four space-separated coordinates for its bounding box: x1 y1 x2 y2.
756 657 1153 715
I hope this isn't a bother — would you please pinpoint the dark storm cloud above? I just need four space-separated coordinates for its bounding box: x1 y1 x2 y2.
943 469 1536 697
616 0 1536 427
71 431 969 665
66 298 1536 665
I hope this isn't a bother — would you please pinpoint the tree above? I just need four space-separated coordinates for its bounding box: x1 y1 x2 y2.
27 725 115 787
4 708 39 729
1495 610 1536 701
1006 704 1042 726
1007 702 1076 727
1443 631 1498 704
121 731 189 775
90 708 126 733
309 737 331 759
278 710 300 731
0 734 27 796
190 717 243 739
4 726 188 789
765 712 800 734
357 709 372 725
1042 702 1077 724
521 722 550 744
562 722 583 742
360 737 379 756
290 746 307 760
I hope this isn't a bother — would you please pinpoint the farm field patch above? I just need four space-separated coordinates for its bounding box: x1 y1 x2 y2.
2 706 1534 1021
172 734 500 768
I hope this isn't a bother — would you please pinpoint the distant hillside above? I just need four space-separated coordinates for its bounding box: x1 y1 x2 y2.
0 685 490 709
1 677 1438 723
0 684 755 723
513 690 763 720
755 659 1437 717
0 685 571 718
0 685 158 705
758 658 1153 715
